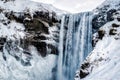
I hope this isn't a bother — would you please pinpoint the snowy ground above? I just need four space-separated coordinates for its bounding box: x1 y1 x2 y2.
0 46 57 80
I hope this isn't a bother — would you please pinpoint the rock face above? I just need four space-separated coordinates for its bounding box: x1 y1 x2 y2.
92 0 120 33
0 0 64 80
0 0 61 58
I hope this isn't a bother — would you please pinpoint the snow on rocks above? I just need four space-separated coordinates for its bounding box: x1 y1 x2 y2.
75 11 120 80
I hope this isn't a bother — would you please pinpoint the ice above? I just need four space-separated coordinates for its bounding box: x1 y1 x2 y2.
0 45 57 80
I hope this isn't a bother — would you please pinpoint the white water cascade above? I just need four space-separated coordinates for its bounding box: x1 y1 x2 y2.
57 16 65 80
57 12 93 80
0 12 93 80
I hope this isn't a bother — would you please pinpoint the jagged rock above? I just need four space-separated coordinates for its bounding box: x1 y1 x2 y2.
98 30 105 39
112 23 120 27
48 44 58 55
0 38 6 51
0 4 60 57
80 70 89 79
32 41 47 57
92 2 119 33
109 28 117 35
107 9 116 21
24 18 49 34
79 62 90 79
117 17 120 21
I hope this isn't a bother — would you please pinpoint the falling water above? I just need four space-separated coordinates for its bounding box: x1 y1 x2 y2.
57 15 65 80
57 12 93 80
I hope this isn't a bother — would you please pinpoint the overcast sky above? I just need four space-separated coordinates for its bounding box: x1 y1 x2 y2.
31 0 105 13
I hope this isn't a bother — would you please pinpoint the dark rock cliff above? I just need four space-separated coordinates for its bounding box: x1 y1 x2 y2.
0 0 62 64
92 0 120 33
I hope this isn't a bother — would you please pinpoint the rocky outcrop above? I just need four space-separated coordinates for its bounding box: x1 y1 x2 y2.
92 0 120 33
0 0 62 65
0 38 6 51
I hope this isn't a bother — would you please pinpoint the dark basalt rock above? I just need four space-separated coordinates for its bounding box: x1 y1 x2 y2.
109 29 117 35
92 8 118 33
117 17 120 21
80 70 89 79
2 8 59 57
4 10 59 26
31 41 47 57
5 12 23 23
98 30 105 40
48 44 58 55
0 38 6 51
112 23 120 28
33 35 46 40
33 11 58 26
92 14 107 32
79 62 90 79
92 37 99 47
24 18 49 34
81 62 90 70
107 9 116 21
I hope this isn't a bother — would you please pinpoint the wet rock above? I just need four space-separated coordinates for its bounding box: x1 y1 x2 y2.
48 44 58 55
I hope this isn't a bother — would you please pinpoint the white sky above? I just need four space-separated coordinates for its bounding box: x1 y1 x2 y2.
31 0 105 13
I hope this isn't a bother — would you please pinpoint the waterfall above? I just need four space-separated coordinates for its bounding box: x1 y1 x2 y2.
0 12 93 80
57 16 65 80
57 12 93 80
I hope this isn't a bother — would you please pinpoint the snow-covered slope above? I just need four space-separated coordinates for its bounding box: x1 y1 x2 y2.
0 0 65 16
79 17 120 80
75 0 120 79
